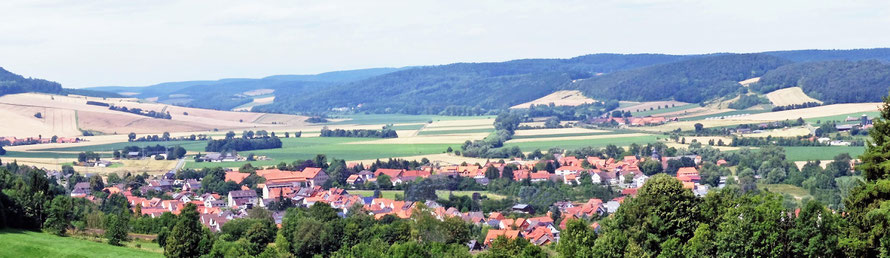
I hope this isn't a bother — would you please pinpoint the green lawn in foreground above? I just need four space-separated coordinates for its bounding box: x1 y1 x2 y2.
185 137 460 169
325 114 494 125
783 146 865 161
502 135 661 151
0 229 162 258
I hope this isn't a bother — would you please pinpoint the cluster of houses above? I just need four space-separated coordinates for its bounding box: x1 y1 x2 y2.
62 150 722 249
0 136 80 146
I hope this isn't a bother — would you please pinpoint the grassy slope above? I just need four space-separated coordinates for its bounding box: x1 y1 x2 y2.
0 229 162 258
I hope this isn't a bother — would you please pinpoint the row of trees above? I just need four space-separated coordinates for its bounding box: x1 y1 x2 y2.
320 128 398 138
109 105 172 119
772 101 821 111
205 136 282 152
127 132 209 142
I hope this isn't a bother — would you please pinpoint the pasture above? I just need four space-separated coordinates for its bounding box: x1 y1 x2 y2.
783 146 865 161
0 229 162 258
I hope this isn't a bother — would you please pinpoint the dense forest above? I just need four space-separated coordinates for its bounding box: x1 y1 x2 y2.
752 60 890 103
0 67 64 97
573 54 791 103
257 54 693 114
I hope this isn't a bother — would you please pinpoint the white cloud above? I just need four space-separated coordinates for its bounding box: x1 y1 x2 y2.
1 0 889 87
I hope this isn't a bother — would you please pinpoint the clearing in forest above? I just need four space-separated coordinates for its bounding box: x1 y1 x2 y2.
510 90 597 109
765 87 822 106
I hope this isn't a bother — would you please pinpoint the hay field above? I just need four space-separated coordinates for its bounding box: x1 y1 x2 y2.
765 87 822 106
728 103 881 121
510 90 596 109
0 93 309 136
739 77 760 87
635 119 761 132
744 127 813 137
8 157 176 175
232 96 275 111
617 101 690 112
424 118 494 128
514 128 609 136
422 125 493 132
0 103 80 137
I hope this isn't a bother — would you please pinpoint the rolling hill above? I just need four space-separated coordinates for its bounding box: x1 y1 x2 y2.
65 47 890 115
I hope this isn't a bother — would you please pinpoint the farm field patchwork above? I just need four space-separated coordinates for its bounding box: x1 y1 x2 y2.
502 134 660 150
185 137 461 169
417 128 494 135
325 114 494 125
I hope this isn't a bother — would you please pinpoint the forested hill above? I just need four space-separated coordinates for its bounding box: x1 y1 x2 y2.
751 60 890 103
255 54 694 114
0 67 63 97
85 68 403 110
764 48 890 63
571 54 792 103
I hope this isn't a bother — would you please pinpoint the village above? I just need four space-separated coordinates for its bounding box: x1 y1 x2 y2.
61 149 718 250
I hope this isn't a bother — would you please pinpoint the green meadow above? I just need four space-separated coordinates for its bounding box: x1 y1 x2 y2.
325 114 494 125
41 140 209 153
417 128 495 135
0 229 162 258
185 137 460 169
502 134 661 151
783 146 865 161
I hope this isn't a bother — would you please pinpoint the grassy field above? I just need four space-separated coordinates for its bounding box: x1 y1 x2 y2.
185 137 460 169
758 183 812 207
0 229 162 258
680 110 769 121
4 151 87 159
783 146 865 161
631 104 699 117
511 131 627 140
325 114 494 125
417 128 495 135
502 134 660 151
348 190 507 200
804 111 880 124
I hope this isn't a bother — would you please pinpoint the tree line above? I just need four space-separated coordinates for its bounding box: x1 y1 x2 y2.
109 105 172 119
320 127 398 138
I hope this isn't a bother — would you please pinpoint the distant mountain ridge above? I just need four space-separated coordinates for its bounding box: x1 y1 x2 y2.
30 47 890 114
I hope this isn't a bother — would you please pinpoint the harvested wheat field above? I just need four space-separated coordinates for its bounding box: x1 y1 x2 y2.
636 119 762 132
506 133 649 143
423 125 493 132
739 77 760 87
765 87 822 106
729 103 881 121
617 101 689 112
744 127 813 138
0 93 310 136
424 118 494 128
513 128 610 136
0 103 80 137
511 90 597 109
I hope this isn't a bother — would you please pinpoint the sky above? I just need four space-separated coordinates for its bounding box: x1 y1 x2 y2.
2 0 890 88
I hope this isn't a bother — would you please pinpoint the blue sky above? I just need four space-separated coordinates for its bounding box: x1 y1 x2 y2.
2 0 889 87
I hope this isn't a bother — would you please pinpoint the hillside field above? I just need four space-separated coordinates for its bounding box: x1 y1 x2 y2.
0 229 162 258
765 87 822 106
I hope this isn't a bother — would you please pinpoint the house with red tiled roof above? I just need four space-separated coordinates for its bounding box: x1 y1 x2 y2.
525 226 555 246
224 172 251 184
484 230 523 246
374 169 404 179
